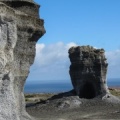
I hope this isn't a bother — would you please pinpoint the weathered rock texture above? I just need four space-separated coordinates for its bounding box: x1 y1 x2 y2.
69 46 110 99
0 0 45 120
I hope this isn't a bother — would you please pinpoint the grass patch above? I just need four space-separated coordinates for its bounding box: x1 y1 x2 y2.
109 88 120 96
25 93 55 102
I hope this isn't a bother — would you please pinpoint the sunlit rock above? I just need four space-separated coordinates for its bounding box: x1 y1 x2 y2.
0 0 45 120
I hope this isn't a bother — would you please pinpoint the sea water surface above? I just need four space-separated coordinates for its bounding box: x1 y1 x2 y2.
24 78 120 93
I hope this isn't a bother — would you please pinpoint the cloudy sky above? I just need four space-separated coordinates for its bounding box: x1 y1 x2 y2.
27 0 120 83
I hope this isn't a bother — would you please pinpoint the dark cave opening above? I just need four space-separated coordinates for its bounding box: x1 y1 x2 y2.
79 82 96 99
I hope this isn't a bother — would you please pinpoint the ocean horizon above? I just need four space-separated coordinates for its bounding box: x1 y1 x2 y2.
24 78 120 93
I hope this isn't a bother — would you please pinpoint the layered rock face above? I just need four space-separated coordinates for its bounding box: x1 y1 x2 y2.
69 46 109 99
0 0 45 120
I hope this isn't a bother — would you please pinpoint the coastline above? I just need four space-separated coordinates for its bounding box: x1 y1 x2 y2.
24 80 120 94
25 87 120 104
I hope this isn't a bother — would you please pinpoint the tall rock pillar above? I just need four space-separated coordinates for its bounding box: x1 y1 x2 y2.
69 46 109 99
0 0 45 120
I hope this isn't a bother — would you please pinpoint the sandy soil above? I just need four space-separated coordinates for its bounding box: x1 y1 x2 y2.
26 88 120 120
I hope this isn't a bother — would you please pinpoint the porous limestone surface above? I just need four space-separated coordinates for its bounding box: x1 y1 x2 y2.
69 46 109 99
1 0 40 17
0 0 45 120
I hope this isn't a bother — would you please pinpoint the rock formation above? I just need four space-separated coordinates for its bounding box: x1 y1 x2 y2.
69 46 110 99
26 45 120 119
0 0 45 120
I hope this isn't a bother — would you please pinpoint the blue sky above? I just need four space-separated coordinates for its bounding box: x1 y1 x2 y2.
27 0 120 83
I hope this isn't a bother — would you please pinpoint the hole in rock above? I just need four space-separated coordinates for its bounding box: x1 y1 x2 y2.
79 82 96 99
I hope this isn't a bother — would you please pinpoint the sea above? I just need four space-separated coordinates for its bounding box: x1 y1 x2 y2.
24 78 120 93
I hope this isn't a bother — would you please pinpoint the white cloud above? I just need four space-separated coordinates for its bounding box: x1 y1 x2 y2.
28 42 77 81
27 43 120 82
106 49 120 78
35 42 77 67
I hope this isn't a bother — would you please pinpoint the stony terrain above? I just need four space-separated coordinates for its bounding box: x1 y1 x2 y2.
26 88 120 120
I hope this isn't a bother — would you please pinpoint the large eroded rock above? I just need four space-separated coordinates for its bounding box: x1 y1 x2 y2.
0 0 45 120
69 46 110 99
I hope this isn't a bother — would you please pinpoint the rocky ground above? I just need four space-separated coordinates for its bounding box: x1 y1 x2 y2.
26 88 120 120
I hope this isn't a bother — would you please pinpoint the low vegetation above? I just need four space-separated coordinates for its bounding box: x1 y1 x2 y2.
25 93 55 103
25 88 120 103
109 88 120 96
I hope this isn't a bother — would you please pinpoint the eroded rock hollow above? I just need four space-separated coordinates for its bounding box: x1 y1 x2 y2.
0 0 45 120
69 46 110 99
